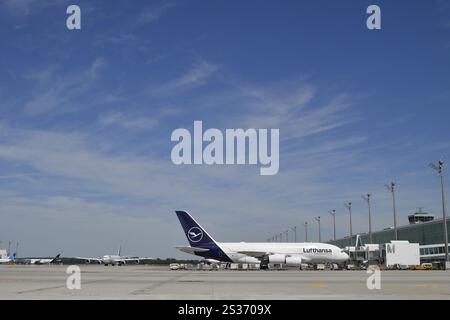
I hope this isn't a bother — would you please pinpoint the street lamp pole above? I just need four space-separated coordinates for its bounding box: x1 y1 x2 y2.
314 216 321 242
304 222 308 242
362 194 373 243
385 182 398 241
430 160 449 263
328 210 336 241
344 202 353 237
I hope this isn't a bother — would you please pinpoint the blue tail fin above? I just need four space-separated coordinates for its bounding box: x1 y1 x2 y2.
175 210 217 247
175 210 232 262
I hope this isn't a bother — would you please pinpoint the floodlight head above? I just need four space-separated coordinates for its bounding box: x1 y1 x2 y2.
430 162 441 173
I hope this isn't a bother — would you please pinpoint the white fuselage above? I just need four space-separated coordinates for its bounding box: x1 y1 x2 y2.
30 258 53 264
102 255 121 264
214 242 348 264
101 255 140 265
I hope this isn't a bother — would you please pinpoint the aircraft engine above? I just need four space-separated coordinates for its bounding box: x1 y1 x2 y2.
268 254 286 264
285 256 302 266
237 256 260 264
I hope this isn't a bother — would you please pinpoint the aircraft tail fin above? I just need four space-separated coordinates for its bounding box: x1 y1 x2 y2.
175 210 218 247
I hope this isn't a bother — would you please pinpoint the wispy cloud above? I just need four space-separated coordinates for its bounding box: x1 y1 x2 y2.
136 2 175 26
98 108 177 131
22 58 105 116
203 79 360 141
0 0 66 17
89 57 106 79
152 61 219 94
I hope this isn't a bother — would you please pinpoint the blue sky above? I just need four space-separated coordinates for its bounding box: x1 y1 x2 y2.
0 0 449 258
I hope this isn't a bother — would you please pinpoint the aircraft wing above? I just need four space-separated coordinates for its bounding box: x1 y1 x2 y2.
237 251 312 263
176 246 210 254
75 257 103 263
116 257 154 262
236 251 271 258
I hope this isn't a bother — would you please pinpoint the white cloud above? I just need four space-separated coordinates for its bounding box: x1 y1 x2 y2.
152 61 219 94
205 80 359 140
174 62 218 88
98 109 177 130
22 59 105 116
89 57 106 78
0 0 65 17
136 2 175 26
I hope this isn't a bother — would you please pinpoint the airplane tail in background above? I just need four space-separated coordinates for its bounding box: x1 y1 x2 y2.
175 210 218 248
51 254 61 263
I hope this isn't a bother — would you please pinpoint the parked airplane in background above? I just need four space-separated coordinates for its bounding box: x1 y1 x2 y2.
175 210 349 269
77 247 153 266
0 252 16 264
0 242 18 264
28 254 62 265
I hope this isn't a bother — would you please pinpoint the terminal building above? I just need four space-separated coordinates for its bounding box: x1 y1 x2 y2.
328 209 450 265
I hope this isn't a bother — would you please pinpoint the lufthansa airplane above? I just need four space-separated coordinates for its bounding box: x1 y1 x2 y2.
76 247 153 266
175 210 349 268
28 254 62 265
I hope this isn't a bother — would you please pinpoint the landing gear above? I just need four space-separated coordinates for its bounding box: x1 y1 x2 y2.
260 264 269 270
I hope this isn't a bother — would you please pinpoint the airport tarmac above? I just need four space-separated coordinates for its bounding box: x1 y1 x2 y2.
0 265 449 299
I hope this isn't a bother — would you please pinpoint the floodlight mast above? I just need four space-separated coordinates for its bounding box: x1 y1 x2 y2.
362 194 373 243
304 222 308 242
385 182 398 241
344 202 352 237
328 210 336 241
314 216 321 242
292 226 297 243
430 160 449 263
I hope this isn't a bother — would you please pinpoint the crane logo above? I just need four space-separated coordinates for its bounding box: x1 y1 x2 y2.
187 227 203 243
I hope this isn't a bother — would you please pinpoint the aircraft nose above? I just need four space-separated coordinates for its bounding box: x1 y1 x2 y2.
341 252 349 261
